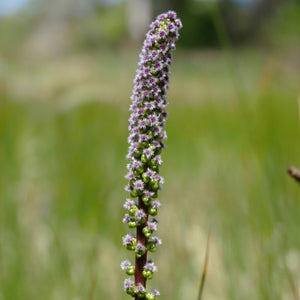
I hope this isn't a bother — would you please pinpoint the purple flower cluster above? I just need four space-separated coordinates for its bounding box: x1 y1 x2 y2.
122 11 182 299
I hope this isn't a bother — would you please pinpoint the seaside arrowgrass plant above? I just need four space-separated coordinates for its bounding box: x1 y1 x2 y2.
122 11 182 299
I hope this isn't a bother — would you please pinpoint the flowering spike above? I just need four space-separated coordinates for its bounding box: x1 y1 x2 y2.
122 11 182 299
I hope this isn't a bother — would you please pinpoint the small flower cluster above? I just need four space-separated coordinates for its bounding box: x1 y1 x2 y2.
122 11 182 299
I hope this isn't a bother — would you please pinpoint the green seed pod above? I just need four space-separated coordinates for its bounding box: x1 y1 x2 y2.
152 191 158 198
126 288 135 296
141 154 148 163
154 147 161 155
148 245 157 253
130 190 138 198
141 142 148 148
142 227 151 238
146 293 155 300
138 166 144 174
150 180 159 191
148 207 157 216
142 196 151 205
142 270 148 278
126 266 135 275
142 173 150 183
137 217 145 225
150 159 157 168
137 291 146 298
147 131 154 139
133 169 140 176
126 244 135 251
129 205 138 216
128 221 137 228
147 242 157 252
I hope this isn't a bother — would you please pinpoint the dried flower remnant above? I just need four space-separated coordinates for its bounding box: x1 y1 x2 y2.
287 165 300 183
121 10 182 299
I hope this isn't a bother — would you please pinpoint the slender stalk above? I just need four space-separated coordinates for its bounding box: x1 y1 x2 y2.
198 232 211 300
135 197 148 299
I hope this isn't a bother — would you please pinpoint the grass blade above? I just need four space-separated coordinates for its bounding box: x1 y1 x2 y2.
198 231 211 300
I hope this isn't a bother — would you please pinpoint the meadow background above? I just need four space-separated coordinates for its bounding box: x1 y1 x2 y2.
0 0 300 299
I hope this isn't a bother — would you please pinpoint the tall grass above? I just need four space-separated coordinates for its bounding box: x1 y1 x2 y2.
0 48 299 299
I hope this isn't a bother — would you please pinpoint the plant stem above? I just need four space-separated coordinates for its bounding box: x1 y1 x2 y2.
135 196 148 300
198 232 210 300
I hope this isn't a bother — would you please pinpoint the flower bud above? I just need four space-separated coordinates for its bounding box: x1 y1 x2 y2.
141 154 148 163
150 180 159 191
145 293 155 300
142 227 151 238
147 242 157 252
129 205 138 216
130 190 138 198
142 270 153 279
142 172 150 183
126 265 135 275
142 196 151 205
128 221 137 228
148 207 157 216
138 166 144 174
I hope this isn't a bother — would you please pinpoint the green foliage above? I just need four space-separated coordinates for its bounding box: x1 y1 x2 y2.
262 0 300 47
0 47 299 299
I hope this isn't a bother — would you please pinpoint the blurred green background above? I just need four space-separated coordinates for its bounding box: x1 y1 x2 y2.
0 0 300 299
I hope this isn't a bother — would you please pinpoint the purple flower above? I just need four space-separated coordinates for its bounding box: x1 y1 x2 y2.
150 50 159 60
122 234 135 246
145 102 155 110
158 29 167 39
154 155 163 165
158 13 167 21
135 283 146 293
150 20 160 29
147 221 157 231
123 199 135 210
151 236 162 245
152 200 161 209
125 171 135 180
155 174 164 184
138 119 148 129
123 214 131 224
134 180 144 191
135 209 146 222
136 242 146 252
148 114 159 126
175 18 183 29
123 278 134 291
144 261 158 272
144 190 154 199
143 148 154 159
137 108 144 115
121 260 131 270
152 289 160 296
132 160 143 169
145 168 155 178
167 23 176 32
167 11 177 19
124 184 132 192
154 61 163 71
139 134 150 143
159 44 167 54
